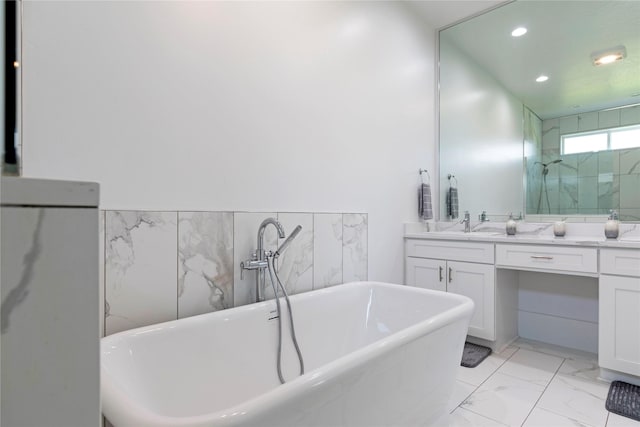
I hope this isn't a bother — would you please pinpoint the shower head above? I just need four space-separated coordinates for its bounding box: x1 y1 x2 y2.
274 225 302 258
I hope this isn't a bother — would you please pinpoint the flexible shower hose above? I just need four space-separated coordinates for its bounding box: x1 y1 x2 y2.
266 256 305 384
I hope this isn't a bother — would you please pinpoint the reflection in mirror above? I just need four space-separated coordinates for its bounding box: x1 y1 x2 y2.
439 0 640 221
2 0 19 176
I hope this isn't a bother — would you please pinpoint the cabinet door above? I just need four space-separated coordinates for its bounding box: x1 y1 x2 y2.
447 261 495 341
599 274 640 376
405 257 446 292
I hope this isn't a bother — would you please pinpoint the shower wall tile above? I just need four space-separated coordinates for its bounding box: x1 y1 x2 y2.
577 112 598 132
577 153 597 177
620 174 640 208
558 156 577 186
559 116 578 134
558 176 578 211
105 211 178 335
270 213 314 298
598 150 620 176
178 212 234 319
578 177 598 209
343 213 368 282
598 175 619 211
313 213 343 289
620 105 640 126
233 212 277 307
619 148 640 175
542 124 559 150
598 109 620 128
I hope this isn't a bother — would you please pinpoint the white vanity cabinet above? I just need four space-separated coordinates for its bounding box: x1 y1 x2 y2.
405 239 496 340
599 248 640 377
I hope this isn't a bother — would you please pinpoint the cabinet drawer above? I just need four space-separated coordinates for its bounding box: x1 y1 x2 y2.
405 239 494 264
601 249 640 277
496 244 597 274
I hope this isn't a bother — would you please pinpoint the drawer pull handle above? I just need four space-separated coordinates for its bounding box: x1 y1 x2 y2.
531 255 554 260
449 267 453 283
439 266 443 282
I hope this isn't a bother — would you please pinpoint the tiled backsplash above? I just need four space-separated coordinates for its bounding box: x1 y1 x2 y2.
101 211 368 336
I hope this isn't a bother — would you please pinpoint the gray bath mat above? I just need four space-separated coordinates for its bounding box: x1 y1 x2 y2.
461 342 491 368
606 381 640 422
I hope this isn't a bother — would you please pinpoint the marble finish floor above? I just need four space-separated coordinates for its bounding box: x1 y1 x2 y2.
448 339 640 427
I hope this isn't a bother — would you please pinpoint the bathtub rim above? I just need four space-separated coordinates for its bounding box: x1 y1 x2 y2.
101 281 474 427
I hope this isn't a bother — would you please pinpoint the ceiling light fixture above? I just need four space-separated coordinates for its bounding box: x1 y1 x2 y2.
511 27 527 37
536 75 549 83
591 45 627 66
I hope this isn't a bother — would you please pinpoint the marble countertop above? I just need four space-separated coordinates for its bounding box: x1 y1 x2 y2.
405 222 640 249
1 177 99 207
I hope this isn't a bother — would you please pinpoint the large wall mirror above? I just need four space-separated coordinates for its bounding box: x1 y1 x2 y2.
439 0 640 222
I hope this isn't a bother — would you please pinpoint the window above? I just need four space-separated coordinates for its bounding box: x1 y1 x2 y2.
561 124 640 155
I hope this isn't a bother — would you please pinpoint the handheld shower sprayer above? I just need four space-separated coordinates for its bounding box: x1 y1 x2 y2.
534 159 563 213
274 225 302 258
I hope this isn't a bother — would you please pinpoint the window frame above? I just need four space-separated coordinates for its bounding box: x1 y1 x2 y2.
561 124 640 155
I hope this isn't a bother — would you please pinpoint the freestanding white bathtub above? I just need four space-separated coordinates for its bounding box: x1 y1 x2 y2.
101 281 473 427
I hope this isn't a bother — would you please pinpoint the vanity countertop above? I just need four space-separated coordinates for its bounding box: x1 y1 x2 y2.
404 222 640 250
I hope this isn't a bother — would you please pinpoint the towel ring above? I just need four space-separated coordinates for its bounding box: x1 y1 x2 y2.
447 174 458 187
419 168 430 184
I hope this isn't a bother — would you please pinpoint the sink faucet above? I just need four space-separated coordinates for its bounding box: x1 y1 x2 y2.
461 211 471 233
479 211 489 222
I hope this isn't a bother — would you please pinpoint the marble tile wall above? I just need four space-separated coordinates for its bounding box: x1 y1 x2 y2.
530 105 640 220
103 211 368 335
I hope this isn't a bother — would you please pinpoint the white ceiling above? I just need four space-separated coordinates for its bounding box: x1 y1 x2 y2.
439 1 640 119
407 0 506 30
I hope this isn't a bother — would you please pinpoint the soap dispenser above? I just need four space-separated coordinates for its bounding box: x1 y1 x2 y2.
506 212 517 236
605 210 619 239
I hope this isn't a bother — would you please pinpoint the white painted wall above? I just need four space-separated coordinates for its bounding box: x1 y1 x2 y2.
20 1 437 283
439 35 524 219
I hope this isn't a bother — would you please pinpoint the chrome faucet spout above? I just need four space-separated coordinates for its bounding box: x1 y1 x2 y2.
254 218 286 302
460 211 471 233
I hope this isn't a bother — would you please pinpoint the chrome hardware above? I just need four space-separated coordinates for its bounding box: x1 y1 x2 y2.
531 255 554 260
439 266 443 282
240 218 302 303
448 267 453 283
460 211 471 233
479 211 489 222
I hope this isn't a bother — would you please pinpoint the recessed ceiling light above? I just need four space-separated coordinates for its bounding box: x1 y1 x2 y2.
591 45 627 66
511 27 527 37
536 75 549 83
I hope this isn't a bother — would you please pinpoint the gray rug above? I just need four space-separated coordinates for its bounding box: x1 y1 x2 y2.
606 381 640 422
461 342 491 368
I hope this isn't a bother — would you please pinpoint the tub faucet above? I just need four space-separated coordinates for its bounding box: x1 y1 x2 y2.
461 211 471 233
240 218 302 303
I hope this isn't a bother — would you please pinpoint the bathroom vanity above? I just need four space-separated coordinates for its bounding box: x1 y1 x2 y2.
404 223 640 384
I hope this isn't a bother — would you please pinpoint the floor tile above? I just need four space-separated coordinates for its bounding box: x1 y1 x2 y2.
497 348 564 386
537 373 610 427
449 407 509 426
523 407 597 427
457 346 518 387
558 358 604 383
461 372 545 426
607 412 640 426
448 380 477 413
514 338 597 362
